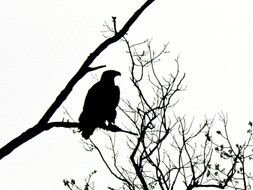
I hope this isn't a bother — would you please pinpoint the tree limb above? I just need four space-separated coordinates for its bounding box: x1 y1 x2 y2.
0 0 155 160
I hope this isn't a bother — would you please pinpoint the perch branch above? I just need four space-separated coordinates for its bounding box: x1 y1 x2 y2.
0 0 155 160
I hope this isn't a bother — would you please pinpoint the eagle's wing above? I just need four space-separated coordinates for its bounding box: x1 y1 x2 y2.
78 82 106 139
79 82 105 122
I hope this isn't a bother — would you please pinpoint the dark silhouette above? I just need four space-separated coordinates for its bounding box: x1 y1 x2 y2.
79 70 121 139
0 0 155 160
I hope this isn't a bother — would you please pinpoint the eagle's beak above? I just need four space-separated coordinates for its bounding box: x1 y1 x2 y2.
112 70 121 77
116 71 121 76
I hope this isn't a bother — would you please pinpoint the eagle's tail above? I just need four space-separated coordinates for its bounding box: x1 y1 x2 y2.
78 116 97 139
81 127 95 139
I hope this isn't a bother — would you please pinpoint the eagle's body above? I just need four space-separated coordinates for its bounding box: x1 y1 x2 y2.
79 70 121 139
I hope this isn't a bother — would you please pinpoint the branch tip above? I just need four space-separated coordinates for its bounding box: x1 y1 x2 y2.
87 65 106 71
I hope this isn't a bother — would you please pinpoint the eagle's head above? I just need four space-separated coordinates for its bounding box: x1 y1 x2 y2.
101 70 121 83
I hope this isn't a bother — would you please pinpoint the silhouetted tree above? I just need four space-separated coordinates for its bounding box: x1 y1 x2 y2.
67 39 253 190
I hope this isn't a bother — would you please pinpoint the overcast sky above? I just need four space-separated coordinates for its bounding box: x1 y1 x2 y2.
0 0 253 189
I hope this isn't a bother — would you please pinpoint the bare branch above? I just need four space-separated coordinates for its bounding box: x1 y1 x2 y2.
0 0 155 160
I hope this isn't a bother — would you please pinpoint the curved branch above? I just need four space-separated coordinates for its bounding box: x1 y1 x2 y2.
0 0 155 160
0 121 137 160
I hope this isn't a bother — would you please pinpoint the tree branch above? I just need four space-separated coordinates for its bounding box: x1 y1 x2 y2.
0 0 155 160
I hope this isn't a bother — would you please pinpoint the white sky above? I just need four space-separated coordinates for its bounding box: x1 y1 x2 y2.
0 0 253 189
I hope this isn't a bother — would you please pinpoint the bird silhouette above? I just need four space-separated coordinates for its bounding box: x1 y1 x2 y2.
79 70 121 139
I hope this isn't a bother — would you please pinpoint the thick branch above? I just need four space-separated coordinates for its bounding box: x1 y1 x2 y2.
0 122 78 160
0 0 155 160
0 122 137 160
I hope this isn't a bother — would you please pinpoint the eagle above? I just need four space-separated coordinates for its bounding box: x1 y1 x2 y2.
78 70 121 139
